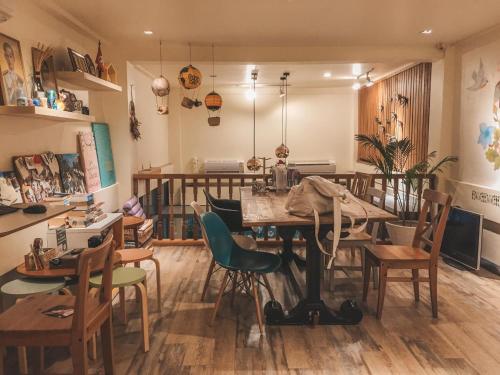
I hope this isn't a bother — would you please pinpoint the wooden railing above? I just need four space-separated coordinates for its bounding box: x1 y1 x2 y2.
132 172 436 244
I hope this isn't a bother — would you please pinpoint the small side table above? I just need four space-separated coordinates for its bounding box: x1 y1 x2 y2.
123 215 145 248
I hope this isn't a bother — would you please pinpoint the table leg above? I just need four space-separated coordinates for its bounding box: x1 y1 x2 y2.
277 227 306 267
266 226 363 326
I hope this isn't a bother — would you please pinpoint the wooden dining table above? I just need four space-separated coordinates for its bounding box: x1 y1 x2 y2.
240 186 397 325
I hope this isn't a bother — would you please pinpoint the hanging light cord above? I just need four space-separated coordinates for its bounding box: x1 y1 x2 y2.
211 44 215 91
253 75 256 158
159 40 163 76
281 77 285 144
284 74 288 147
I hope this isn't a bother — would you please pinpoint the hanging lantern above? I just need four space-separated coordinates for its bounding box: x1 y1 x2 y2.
151 41 170 115
274 72 290 160
246 71 262 172
179 45 202 110
247 156 262 171
205 91 222 126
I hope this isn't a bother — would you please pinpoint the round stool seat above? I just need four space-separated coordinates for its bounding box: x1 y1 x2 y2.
123 215 145 229
89 267 146 288
1 278 66 298
117 249 153 264
233 235 257 251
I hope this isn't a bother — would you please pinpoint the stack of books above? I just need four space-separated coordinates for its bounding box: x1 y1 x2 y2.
66 194 107 228
48 193 107 229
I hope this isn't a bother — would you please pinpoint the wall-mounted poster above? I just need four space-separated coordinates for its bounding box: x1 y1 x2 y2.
78 131 101 193
13 153 63 203
92 123 116 188
0 33 28 105
56 153 87 194
0 171 22 205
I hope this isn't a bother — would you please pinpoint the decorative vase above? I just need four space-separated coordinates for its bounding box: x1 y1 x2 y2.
385 220 419 246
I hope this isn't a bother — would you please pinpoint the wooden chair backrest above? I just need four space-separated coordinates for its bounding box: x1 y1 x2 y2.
191 201 210 249
412 189 452 263
351 172 373 200
365 187 386 243
72 234 115 341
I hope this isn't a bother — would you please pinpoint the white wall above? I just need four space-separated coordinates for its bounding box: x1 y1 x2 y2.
168 86 357 173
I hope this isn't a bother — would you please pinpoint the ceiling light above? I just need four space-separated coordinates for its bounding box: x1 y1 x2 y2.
144 30 154 35
323 72 332 78
365 81 374 87
352 82 361 90
421 29 432 35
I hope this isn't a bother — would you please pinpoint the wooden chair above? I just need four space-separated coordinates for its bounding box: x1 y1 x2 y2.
327 187 385 290
0 235 115 375
191 201 257 302
350 172 373 200
363 189 452 319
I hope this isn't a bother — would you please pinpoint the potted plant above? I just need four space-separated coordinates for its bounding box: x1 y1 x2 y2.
355 134 457 245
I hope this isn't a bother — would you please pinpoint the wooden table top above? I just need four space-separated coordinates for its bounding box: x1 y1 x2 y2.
16 253 122 278
123 215 145 229
240 187 397 227
0 204 75 238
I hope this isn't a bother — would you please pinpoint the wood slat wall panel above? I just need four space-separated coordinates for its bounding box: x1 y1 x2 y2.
357 63 432 167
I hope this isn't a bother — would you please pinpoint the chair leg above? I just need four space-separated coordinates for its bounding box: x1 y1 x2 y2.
412 269 420 302
135 282 150 352
210 270 231 326
100 315 115 375
376 264 388 320
350 247 356 259
71 340 88 375
261 274 275 301
201 258 216 302
17 347 28 374
372 266 379 290
250 273 264 335
362 256 371 302
230 272 239 307
329 258 336 292
88 334 97 360
152 257 162 311
119 287 127 324
429 265 438 318
32 347 44 375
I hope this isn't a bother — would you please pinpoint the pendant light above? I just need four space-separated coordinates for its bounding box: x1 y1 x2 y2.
205 44 223 126
151 40 170 115
275 72 290 159
247 71 262 172
178 43 202 109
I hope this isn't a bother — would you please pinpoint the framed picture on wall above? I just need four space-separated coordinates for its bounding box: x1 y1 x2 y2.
0 33 28 105
67 47 88 73
31 47 59 95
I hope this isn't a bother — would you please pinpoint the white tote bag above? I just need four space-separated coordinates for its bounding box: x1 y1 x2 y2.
285 176 368 267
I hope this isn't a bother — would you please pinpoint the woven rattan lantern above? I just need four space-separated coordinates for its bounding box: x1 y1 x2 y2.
178 44 203 109
205 91 222 126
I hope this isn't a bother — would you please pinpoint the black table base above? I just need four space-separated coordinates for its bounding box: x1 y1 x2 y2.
267 226 363 326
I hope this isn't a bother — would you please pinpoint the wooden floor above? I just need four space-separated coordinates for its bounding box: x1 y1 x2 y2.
5 245 500 374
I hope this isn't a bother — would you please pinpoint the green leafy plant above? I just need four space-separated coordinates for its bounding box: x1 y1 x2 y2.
355 134 458 221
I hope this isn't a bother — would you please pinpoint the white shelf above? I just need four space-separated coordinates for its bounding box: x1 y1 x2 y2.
57 71 122 92
0 106 95 122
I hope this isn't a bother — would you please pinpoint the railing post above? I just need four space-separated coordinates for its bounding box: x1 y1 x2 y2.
156 178 163 240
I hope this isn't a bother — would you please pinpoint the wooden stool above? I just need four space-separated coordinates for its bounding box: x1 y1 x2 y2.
89 267 150 352
117 249 161 312
1 278 68 374
123 216 146 248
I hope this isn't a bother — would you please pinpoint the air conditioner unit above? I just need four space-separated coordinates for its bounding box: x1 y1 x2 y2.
287 160 336 174
204 160 244 174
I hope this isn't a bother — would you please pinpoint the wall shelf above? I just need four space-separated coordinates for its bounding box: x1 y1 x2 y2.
57 71 122 92
0 106 95 122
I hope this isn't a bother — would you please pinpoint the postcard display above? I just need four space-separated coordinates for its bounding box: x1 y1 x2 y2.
78 131 101 193
0 171 23 205
56 154 87 195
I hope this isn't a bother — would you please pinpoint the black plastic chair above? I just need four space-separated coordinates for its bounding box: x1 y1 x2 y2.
203 189 246 233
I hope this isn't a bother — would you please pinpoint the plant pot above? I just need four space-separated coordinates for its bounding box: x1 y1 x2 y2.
386 220 419 246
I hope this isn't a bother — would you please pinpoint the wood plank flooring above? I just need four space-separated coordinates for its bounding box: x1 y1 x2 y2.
4 245 500 374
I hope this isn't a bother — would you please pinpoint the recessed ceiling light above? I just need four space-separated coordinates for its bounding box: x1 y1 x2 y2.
323 72 332 78
421 29 432 35
144 30 154 35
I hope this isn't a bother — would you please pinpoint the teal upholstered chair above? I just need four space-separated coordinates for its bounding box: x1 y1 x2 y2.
200 211 281 334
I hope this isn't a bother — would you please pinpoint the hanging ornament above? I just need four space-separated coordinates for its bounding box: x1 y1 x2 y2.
129 84 141 140
151 40 170 115
205 44 223 126
178 44 202 109
275 72 290 159
246 71 262 172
